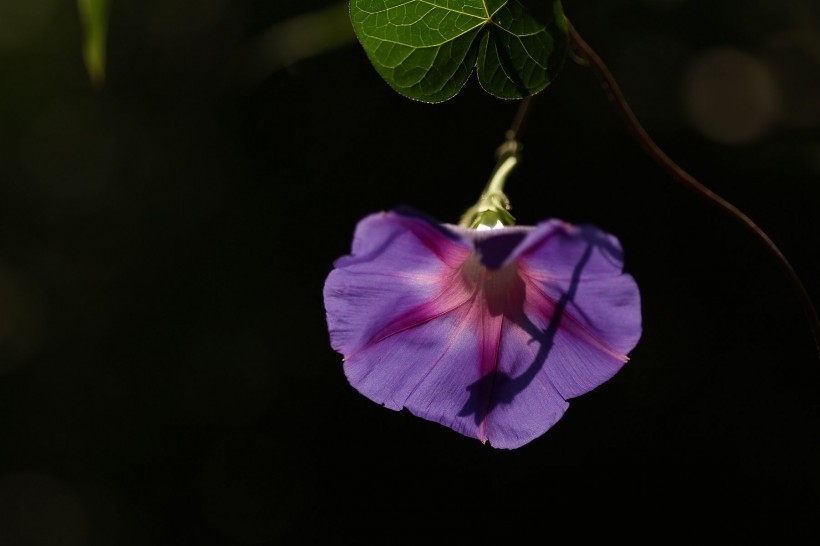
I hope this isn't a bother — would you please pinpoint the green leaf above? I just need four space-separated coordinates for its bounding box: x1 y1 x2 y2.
349 0 568 103
77 0 111 87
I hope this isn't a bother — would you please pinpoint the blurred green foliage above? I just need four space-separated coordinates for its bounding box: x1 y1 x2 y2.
77 0 110 86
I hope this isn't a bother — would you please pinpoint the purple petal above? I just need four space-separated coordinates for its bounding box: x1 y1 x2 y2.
324 211 471 358
324 209 642 449
513 221 642 399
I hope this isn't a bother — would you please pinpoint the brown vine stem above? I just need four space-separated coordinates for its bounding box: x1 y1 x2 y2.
507 95 534 143
566 19 820 360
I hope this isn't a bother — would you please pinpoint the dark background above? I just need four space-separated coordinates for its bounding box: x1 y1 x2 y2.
1 0 819 544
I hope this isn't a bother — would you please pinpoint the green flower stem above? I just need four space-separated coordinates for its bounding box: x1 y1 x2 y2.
458 139 521 229
458 95 536 229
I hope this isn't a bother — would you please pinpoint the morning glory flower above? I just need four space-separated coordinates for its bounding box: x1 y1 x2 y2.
323 207 642 449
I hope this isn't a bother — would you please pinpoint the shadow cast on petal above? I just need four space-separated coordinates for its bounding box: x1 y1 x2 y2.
457 225 615 427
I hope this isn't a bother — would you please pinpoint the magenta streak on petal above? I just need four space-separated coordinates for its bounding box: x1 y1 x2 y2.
474 295 504 444
348 264 476 362
519 263 629 364
459 256 524 443
341 219 472 364
346 249 520 444
395 216 468 269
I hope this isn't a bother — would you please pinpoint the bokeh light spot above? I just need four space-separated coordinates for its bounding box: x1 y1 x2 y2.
683 48 782 144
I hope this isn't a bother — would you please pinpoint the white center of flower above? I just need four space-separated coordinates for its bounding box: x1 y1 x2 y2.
475 219 506 231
